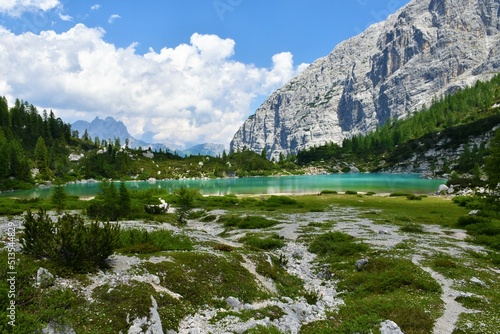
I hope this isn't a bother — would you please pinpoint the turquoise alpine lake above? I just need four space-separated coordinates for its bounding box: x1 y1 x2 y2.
1 174 445 198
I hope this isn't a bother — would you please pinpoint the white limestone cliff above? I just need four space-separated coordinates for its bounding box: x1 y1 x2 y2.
230 0 500 160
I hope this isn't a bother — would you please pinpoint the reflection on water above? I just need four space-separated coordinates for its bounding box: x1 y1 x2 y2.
0 174 445 199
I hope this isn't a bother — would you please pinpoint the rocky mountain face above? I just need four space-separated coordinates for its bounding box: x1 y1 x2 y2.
72 116 134 145
230 0 500 160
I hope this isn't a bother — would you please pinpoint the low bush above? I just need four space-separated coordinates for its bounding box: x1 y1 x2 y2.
213 243 234 252
390 192 412 197
21 209 120 272
452 195 483 210
457 215 489 227
406 194 424 201
345 190 358 195
400 223 424 233
240 234 285 250
320 190 338 195
220 215 280 229
308 232 369 256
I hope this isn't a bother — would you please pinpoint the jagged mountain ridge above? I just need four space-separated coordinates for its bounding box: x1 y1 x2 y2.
72 117 225 157
230 0 500 160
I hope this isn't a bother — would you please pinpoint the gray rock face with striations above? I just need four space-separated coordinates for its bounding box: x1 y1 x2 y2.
230 0 500 160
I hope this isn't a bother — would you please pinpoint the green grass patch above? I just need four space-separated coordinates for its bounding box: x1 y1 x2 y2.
219 215 280 229
251 254 305 299
118 228 193 253
308 231 369 257
142 252 269 306
400 223 425 233
211 305 285 324
239 233 285 250
304 257 442 334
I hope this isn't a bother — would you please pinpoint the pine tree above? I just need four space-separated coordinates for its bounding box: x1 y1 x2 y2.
119 181 131 218
35 136 50 177
51 184 67 214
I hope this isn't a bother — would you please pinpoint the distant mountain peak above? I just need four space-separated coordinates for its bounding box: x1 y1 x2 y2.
72 116 226 156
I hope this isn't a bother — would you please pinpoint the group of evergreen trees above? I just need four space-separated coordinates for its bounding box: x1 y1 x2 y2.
0 97 74 188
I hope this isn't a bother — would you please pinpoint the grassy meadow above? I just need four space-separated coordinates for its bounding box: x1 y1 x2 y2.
0 191 499 333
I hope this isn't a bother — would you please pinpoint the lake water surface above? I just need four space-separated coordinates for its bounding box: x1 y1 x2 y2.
0 174 446 198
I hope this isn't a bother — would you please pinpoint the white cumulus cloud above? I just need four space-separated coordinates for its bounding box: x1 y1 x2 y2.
0 24 307 148
0 0 60 16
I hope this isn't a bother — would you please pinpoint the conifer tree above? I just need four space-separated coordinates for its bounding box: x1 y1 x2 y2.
35 136 50 177
51 184 67 214
119 181 131 218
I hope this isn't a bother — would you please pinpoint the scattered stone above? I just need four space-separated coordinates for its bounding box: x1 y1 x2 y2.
226 296 242 309
36 267 55 288
379 229 390 235
470 277 489 288
148 274 161 285
380 319 404 334
128 296 164 334
438 184 449 194
42 322 76 334
468 210 480 216
292 249 304 259
356 258 369 271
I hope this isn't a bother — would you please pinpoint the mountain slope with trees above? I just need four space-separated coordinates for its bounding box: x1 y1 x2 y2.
296 74 500 177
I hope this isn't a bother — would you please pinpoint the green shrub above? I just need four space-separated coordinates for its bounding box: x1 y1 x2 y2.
118 228 193 252
201 214 217 222
453 196 474 207
240 234 285 250
308 232 369 256
213 243 234 252
21 209 120 272
320 190 338 195
173 187 200 224
406 194 423 201
400 223 424 233
390 192 412 197
345 190 358 195
457 215 489 227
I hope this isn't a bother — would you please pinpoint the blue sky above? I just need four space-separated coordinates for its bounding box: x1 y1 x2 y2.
0 0 410 149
